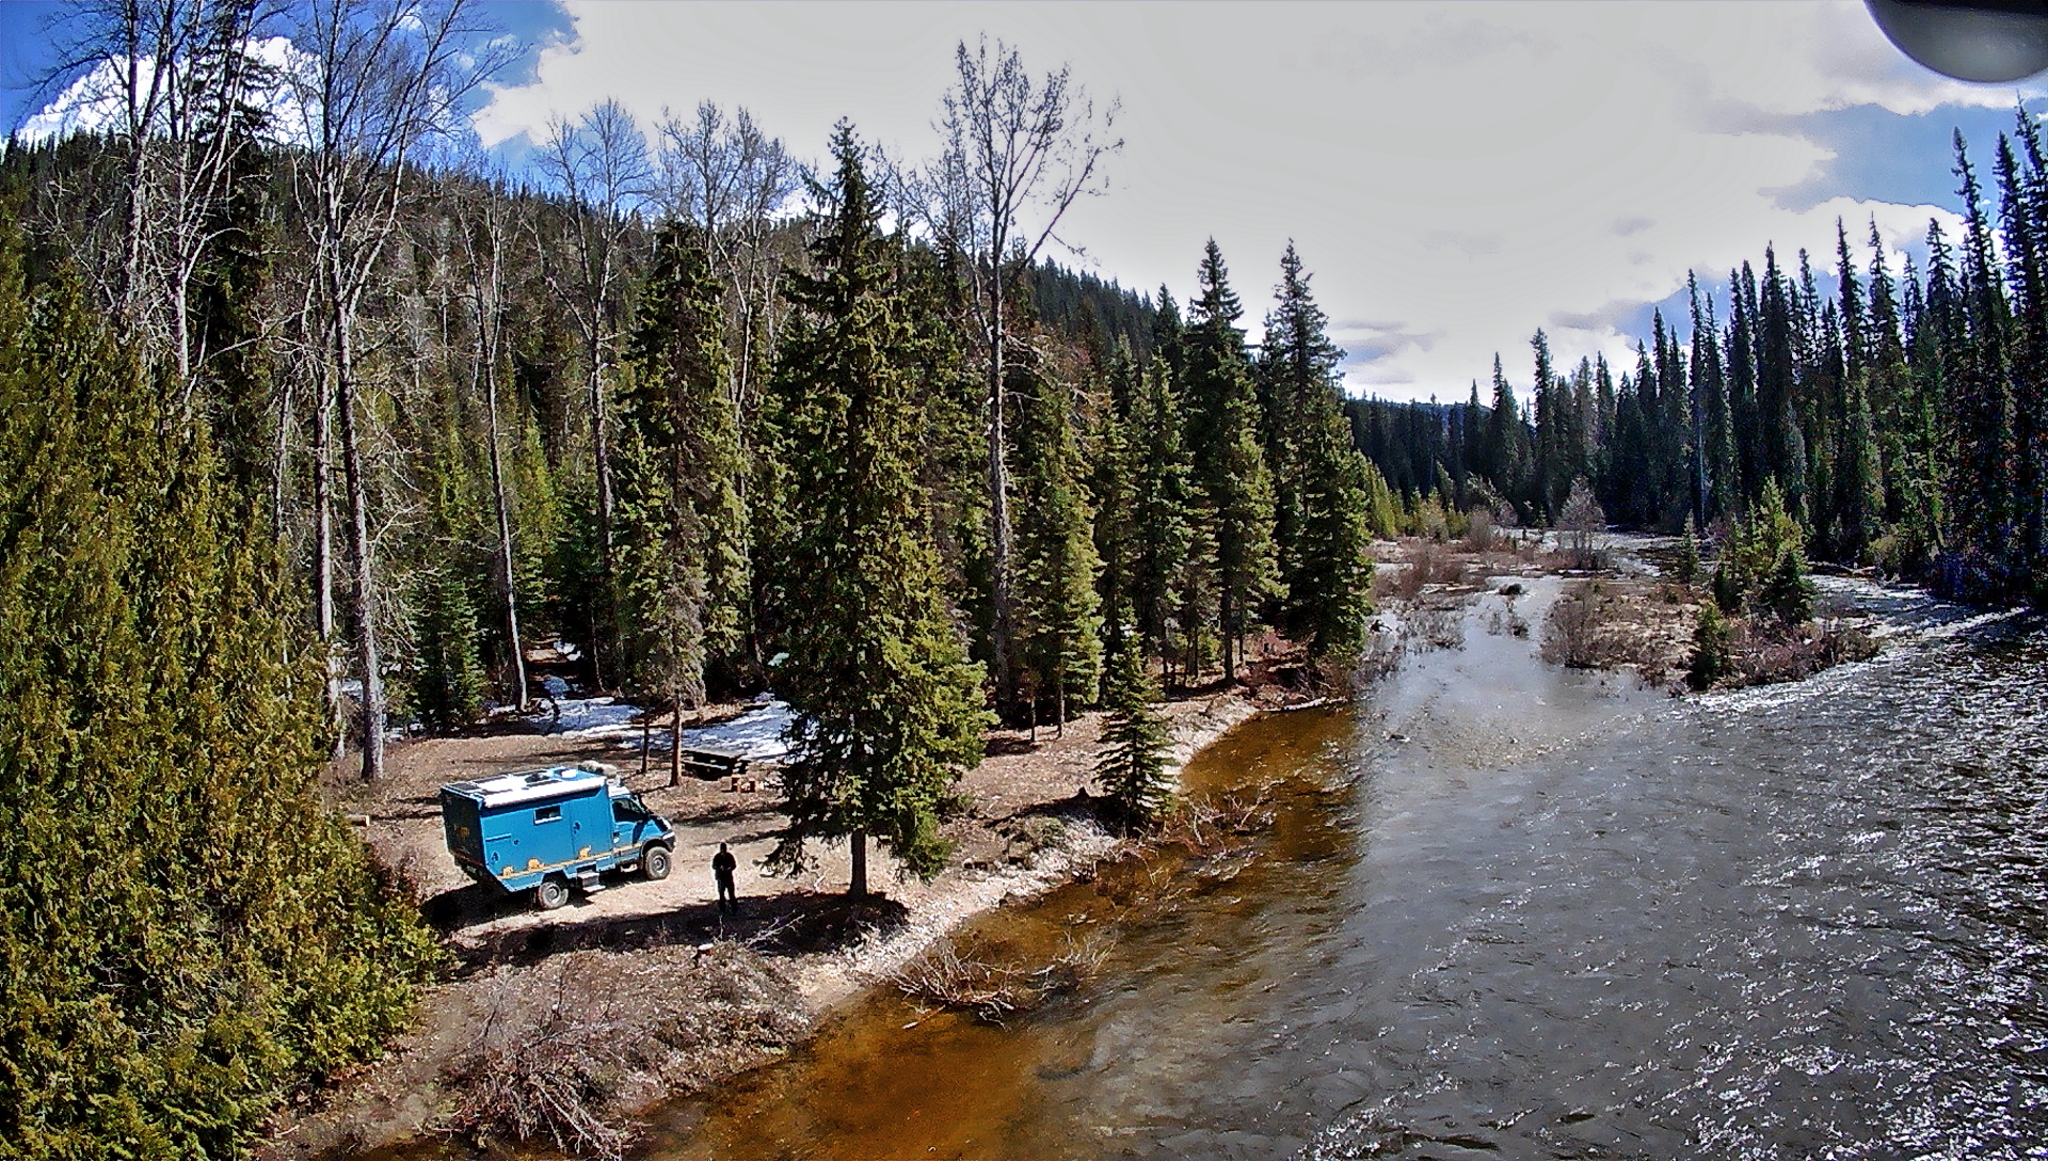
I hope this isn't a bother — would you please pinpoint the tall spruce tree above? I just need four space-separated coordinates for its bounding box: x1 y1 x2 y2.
1010 344 1105 734
617 219 748 782
1486 352 1528 511
1531 329 1564 521
1089 346 1142 655
1258 243 1375 656
1690 272 1735 524
1182 239 1279 680
1126 356 1199 682
1951 131 2017 592
764 125 990 895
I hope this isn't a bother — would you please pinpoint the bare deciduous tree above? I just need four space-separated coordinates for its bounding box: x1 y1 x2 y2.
46 0 274 395
536 98 655 595
655 101 799 418
282 0 502 781
930 36 1120 714
451 166 530 711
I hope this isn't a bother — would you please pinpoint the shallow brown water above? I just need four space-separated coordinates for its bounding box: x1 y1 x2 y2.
645 577 2048 1160
643 705 1363 1160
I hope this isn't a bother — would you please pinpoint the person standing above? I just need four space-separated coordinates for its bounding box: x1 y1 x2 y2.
712 842 738 916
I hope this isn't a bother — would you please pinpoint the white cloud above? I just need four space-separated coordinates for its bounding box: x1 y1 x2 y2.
466 2 2042 400
20 35 314 147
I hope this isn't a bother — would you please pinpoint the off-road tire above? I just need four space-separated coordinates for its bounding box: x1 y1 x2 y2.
643 844 672 881
534 877 570 910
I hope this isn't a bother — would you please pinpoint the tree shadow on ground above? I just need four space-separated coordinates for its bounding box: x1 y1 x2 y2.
424 884 910 977
984 734 1040 757
376 792 445 822
997 790 1109 828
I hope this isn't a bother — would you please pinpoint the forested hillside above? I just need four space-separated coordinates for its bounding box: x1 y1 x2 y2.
0 8 1387 1153
1346 113 2048 607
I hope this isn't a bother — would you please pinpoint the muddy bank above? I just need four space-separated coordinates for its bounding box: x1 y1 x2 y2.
255 691 1260 1161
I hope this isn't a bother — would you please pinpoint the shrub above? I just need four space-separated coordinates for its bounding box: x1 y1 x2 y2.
1675 514 1700 585
1557 480 1608 570
1688 601 1732 690
1463 507 1498 552
1541 581 1605 668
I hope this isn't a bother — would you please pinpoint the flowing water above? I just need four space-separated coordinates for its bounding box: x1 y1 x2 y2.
645 575 2048 1159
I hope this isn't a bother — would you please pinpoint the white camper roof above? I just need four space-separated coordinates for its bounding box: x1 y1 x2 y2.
442 765 610 809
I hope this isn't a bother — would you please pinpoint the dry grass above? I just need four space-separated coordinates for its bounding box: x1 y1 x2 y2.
1541 579 1696 685
889 935 1109 1025
441 942 808 1159
1717 616 1879 689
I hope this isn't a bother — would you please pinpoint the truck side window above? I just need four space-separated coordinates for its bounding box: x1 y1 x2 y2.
535 805 561 823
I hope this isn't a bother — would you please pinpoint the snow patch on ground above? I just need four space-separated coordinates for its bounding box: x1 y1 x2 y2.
552 697 644 738
674 699 793 761
546 695 795 762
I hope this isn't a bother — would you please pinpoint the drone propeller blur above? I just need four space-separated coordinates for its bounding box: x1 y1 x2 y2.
1867 0 2048 83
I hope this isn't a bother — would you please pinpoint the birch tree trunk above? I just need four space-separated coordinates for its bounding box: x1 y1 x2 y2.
333 314 384 783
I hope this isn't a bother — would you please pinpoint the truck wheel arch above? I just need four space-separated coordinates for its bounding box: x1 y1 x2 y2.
643 843 673 881
534 876 570 910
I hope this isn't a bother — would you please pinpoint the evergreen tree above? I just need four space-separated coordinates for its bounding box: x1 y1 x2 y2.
1727 263 1763 506
763 125 991 895
1088 349 1142 655
1653 310 1693 529
1865 218 1915 532
1690 272 1735 523
412 566 487 731
1257 243 1375 657
1127 356 1198 681
1259 242 1340 605
1834 368 1883 564
1687 600 1732 690
1531 328 1564 521
1757 246 1808 517
1182 239 1279 680
1011 345 1105 733
616 220 748 780
1711 477 1810 623
0 233 438 1159
1486 352 1528 508
1093 638 1173 829
1291 415 1379 657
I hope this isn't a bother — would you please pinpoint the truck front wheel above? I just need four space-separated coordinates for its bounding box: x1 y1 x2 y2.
534 877 570 910
643 844 672 881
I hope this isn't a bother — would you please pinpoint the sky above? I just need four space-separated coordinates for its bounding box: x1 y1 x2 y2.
5 0 2047 404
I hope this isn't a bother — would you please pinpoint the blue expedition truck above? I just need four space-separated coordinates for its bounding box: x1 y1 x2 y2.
440 764 676 910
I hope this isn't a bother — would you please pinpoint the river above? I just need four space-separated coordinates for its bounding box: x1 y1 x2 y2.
648 575 2048 1159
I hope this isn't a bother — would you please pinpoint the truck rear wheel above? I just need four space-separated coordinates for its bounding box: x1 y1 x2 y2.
534 877 569 910
643 844 672 881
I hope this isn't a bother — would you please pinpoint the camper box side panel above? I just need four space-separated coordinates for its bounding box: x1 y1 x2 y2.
481 793 584 890
440 789 488 878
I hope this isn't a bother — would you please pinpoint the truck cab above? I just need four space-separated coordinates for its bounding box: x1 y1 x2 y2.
440 763 676 910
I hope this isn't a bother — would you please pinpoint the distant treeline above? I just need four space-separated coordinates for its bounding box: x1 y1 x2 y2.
1345 111 2048 608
